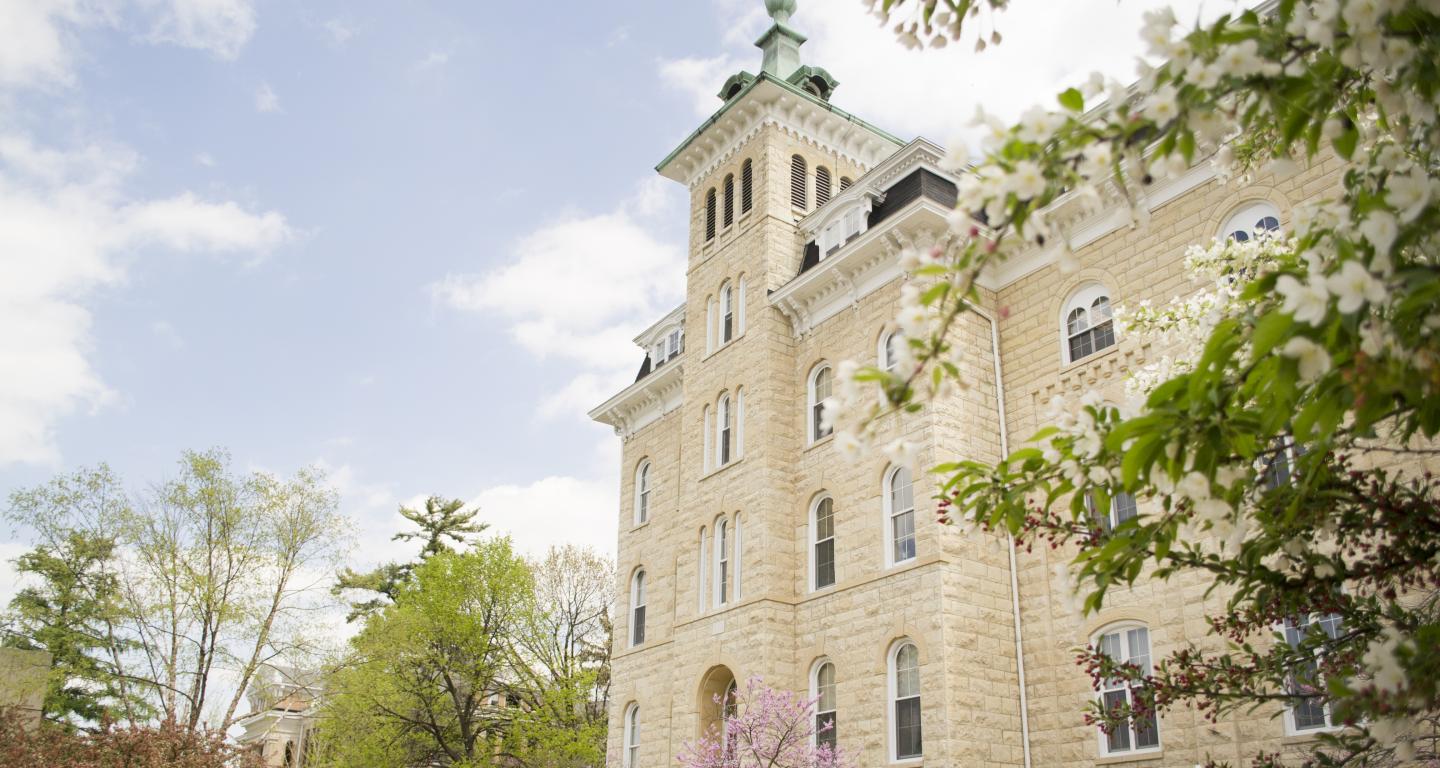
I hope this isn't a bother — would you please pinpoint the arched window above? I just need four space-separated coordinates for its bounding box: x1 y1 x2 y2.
705 188 717 241
283 741 295 768
812 659 837 749
1063 284 1116 363
623 703 640 768
1221 201 1282 242
811 495 836 590
702 405 713 472
791 155 808 210
735 387 745 460
697 527 708 612
720 282 734 344
715 517 730 606
723 173 735 227
839 176 853 191
880 330 902 373
630 570 646 647
888 641 923 760
718 394 733 466
808 364 833 442
816 166 832 207
885 466 917 566
1093 624 1160 755
741 159 754 213
634 460 651 525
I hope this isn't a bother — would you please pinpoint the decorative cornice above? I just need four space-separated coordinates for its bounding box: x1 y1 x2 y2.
633 303 686 351
588 361 685 440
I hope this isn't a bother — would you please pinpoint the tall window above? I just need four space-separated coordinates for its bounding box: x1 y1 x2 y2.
1094 625 1160 756
812 496 835 590
1222 201 1282 242
1284 613 1343 732
723 173 735 227
721 282 734 344
741 159 754 213
816 166 832 206
1262 439 1306 490
733 514 743 601
791 154 808 210
808 364 833 442
813 660 837 749
623 703 640 768
890 641 922 760
630 570 646 647
716 517 730 606
697 527 708 612
1064 284 1116 363
1090 491 1138 534
702 405 712 471
881 330 902 372
705 188 717 241
718 395 733 466
634 460 651 525
886 466 917 565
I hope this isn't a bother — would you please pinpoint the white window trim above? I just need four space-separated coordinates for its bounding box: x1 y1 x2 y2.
733 514 743 601
1061 283 1117 365
717 394 733 467
807 363 832 444
879 329 902 373
883 465 917 568
810 657 837 749
702 406 713 473
633 460 651 526
697 527 708 614
1280 613 1344 736
1092 623 1161 758
736 388 745 460
810 494 835 592
630 569 646 648
623 703 640 768
887 639 922 762
714 517 730 607
720 281 734 345
1220 201 1283 242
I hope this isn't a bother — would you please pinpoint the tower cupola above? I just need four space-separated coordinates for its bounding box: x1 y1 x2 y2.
756 0 806 79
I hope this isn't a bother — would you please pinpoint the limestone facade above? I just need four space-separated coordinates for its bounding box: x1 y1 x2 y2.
590 13 1351 768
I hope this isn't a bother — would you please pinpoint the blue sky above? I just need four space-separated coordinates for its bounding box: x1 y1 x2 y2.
1 0 1224 587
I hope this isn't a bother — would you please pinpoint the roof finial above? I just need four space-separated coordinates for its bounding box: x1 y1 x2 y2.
765 0 797 23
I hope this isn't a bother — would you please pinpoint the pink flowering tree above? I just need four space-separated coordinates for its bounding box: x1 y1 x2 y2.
676 677 854 768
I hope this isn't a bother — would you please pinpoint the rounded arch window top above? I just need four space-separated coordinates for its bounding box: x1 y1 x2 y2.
1062 283 1117 364
1220 200 1283 242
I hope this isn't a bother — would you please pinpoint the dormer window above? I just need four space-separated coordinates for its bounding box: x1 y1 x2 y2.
816 199 871 257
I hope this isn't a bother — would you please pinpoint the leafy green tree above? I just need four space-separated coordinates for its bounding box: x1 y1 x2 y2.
314 539 534 767
3 530 142 726
333 496 486 622
827 1 1440 765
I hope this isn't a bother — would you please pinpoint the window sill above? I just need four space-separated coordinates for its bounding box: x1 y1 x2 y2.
1059 341 1121 375
1095 748 1162 765
804 433 835 452
629 520 650 533
885 557 920 572
702 333 746 362
701 457 744 481
888 758 923 767
1283 726 1346 744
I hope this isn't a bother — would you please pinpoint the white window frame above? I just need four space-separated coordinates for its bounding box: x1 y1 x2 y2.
630 569 647 648
807 363 833 444
623 703 640 768
1220 201 1283 242
733 513 743 601
887 640 922 762
717 394 733 467
720 282 734 344
634 460 651 526
702 406 713 472
1281 612 1344 735
810 658 837 750
697 527 708 613
1062 283 1117 365
1092 623 1161 757
714 517 730 607
880 330 902 373
735 388 745 460
884 465 917 567
810 494 836 591
1087 490 1138 534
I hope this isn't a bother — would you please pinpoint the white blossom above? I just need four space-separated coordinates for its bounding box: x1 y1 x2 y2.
1276 274 1331 325
1359 209 1399 261
1386 169 1431 222
1142 84 1180 123
1325 260 1386 313
1282 336 1333 382
1007 160 1046 199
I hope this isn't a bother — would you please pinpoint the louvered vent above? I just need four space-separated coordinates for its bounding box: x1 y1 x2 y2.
723 174 734 227
790 155 808 210
741 160 753 213
839 176 853 191
705 188 717 241
815 167 832 207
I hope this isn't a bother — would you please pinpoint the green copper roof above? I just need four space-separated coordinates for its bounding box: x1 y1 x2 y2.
654 72 905 177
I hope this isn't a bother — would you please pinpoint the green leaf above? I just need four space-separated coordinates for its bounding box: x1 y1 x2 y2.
1333 127 1358 159
1250 310 1294 360
1059 87 1085 113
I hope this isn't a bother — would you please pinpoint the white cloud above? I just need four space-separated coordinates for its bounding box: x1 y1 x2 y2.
430 180 685 375
194 151 215 166
467 475 617 559
413 50 450 72
254 81 280 113
142 0 257 60
672 0 1230 143
322 17 357 46
0 133 293 466
0 0 104 91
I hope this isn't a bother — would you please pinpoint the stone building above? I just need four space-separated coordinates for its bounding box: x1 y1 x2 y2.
590 2 1338 765
235 666 321 767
